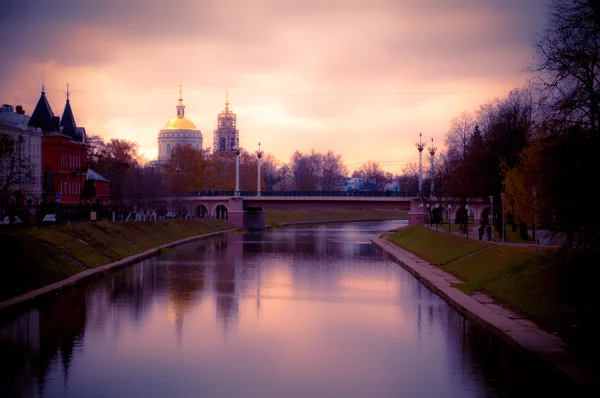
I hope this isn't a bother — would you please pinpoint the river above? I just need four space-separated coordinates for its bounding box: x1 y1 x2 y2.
0 220 583 397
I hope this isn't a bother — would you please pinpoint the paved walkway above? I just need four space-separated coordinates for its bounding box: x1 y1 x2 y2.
372 232 600 396
425 223 562 249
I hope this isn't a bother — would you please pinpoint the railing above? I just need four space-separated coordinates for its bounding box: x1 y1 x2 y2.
184 190 418 198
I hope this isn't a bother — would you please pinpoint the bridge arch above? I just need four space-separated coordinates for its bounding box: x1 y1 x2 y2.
213 204 229 219
196 204 209 218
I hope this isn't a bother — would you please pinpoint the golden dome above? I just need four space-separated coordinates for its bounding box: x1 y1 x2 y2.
163 116 197 130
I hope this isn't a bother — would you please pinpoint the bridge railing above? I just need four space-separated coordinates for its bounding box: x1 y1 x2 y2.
185 190 418 198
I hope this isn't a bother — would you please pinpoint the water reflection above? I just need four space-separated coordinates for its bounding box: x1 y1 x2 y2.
0 221 588 397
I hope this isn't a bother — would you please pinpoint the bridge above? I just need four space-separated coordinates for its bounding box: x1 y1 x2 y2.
157 191 492 230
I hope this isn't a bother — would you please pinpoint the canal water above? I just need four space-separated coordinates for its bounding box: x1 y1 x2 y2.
0 221 585 397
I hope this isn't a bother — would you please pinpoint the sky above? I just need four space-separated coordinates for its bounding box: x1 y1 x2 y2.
0 0 549 173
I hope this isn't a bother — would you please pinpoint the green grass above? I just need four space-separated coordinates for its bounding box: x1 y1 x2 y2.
387 225 599 354
388 225 490 265
265 209 407 227
0 219 233 302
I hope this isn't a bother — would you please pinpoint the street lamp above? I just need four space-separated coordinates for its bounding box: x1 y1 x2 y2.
255 142 263 197
500 192 505 246
418 203 423 225
533 188 538 251
426 203 430 226
435 204 439 231
447 204 451 233
175 165 181 218
489 195 494 241
465 204 469 239
232 147 241 196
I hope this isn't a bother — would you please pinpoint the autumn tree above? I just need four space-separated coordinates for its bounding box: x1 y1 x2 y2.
504 124 598 250
166 146 211 193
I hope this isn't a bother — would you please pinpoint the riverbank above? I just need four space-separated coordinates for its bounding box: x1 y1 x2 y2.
265 209 407 227
373 225 600 396
0 219 234 305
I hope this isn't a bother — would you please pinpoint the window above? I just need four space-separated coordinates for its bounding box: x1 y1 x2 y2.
167 144 171 154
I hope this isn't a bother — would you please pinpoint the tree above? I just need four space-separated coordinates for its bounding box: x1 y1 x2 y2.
352 161 386 191
503 125 598 250
166 146 211 193
444 111 475 197
94 138 140 205
0 134 22 202
290 150 319 191
321 150 348 191
400 162 420 195
86 134 106 169
534 0 600 136
260 153 280 191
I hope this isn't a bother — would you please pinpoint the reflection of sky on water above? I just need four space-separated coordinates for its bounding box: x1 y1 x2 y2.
0 220 585 398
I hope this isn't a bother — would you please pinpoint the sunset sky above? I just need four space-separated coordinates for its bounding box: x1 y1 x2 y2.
0 0 548 173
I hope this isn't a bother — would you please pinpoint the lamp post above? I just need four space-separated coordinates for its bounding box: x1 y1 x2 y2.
232 147 241 196
500 192 505 246
533 188 538 251
435 204 439 231
255 142 263 197
418 203 423 225
447 204 451 233
465 204 469 239
150 164 156 210
426 203 430 226
489 195 494 241
175 165 181 218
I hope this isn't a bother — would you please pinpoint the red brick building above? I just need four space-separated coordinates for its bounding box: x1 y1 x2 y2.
28 89 87 205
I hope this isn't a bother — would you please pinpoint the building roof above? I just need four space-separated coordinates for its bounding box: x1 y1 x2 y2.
163 116 198 130
0 104 30 127
60 99 78 140
86 169 109 182
28 91 58 132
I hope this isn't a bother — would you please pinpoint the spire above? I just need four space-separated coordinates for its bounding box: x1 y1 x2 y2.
28 89 57 132
61 83 78 140
176 84 185 118
225 91 229 112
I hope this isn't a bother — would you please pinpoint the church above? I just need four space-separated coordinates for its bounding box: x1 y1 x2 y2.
157 87 203 163
213 92 239 153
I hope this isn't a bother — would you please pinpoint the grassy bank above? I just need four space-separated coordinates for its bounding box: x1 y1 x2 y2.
388 226 599 355
0 219 233 302
265 209 407 227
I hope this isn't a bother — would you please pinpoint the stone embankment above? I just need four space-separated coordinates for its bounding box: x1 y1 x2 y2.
372 232 600 397
0 228 235 313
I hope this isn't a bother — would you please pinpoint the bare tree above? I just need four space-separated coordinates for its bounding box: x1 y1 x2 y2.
444 111 475 197
534 0 600 135
352 161 387 191
0 132 27 208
